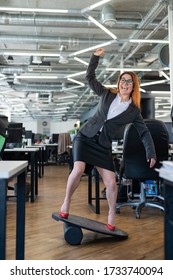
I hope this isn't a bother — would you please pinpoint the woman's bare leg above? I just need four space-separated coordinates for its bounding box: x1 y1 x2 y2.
60 161 86 214
96 167 117 226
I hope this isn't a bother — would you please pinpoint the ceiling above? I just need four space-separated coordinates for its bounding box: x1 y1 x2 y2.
0 0 172 122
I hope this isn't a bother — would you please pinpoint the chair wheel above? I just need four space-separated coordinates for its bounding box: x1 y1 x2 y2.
116 208 120 214
136 212 140 219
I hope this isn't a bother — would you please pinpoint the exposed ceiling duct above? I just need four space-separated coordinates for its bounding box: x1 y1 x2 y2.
0 0 171 121
0 10 163 28
59 45 69 64
158 44 169 67
32 56 42 64
101 4 117 27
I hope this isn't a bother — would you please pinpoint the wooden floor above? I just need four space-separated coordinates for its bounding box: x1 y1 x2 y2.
6 164 164 260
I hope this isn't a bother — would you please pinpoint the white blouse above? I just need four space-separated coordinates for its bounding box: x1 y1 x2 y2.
107 93 132 120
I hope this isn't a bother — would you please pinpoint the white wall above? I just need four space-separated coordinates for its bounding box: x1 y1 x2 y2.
50 119 78 134
22 119 79 135
21 120 38 133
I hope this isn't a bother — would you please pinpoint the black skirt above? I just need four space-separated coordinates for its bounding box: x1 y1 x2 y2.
72 132 115 174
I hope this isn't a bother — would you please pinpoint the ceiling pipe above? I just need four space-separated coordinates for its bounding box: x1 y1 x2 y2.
0 12 163 28
0 35 109 45
0 66 27 74
69 0 168 118
103 0 167 83
111 0 166 62
0 13 88 25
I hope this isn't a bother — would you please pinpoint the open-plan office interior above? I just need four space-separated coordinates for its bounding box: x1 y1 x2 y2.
0 0 173 261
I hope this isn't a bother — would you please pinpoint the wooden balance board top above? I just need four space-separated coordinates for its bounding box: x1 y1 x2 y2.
52 213 128 239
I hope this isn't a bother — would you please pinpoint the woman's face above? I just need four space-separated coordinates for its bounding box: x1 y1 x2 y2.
119 73 133 100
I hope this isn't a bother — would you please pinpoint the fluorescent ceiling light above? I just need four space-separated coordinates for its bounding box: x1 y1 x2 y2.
104 85 117 88
82 0 112 13
155 110 171 113
139 88 147 92
54 102 74 105
140 79 168 86
54 107 70 111
130 39 169 44
152 91 170 95
67 71 86 78
4 51 61 57
163 105 171 108
88 15 117 40
0 76 6 81
74 57 89 66
67 78 85 86
0 73 6 81
69 40 115 57
16 75 58 79
159 71 170 80
106 68 153 71
104 84 117 88
160 67 170 71
0 7 68 13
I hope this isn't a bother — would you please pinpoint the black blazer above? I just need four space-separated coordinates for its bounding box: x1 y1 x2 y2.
79 54 156 160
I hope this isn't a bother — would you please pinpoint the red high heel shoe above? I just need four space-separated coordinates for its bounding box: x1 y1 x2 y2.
106 224 116 231
59 212 69 219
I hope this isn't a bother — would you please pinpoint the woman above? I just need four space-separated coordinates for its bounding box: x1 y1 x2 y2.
60 48 156 230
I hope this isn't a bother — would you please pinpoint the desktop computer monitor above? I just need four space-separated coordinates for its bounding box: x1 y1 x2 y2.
8 122 23 129
6 127 23 145
25 130 32 139
52 133 59 143
33 133 41 143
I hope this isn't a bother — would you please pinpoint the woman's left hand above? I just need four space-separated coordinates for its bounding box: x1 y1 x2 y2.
147 158 156 168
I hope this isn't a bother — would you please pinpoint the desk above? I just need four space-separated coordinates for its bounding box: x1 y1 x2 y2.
0 160 28 260
158 162 173 260
4 148 39 202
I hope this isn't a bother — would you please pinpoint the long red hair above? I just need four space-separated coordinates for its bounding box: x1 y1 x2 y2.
110 71 141 109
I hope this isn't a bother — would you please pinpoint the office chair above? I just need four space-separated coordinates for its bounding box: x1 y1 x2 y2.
116 119 169 218
57 133 71 164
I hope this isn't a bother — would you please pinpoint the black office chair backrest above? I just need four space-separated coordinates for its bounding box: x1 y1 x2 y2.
122 119 169 180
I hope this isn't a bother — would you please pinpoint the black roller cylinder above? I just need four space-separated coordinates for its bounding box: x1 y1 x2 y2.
63 223 83 245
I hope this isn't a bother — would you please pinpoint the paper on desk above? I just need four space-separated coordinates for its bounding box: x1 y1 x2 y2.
155 161 173 172
156 161 173 182
161 161 173 170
